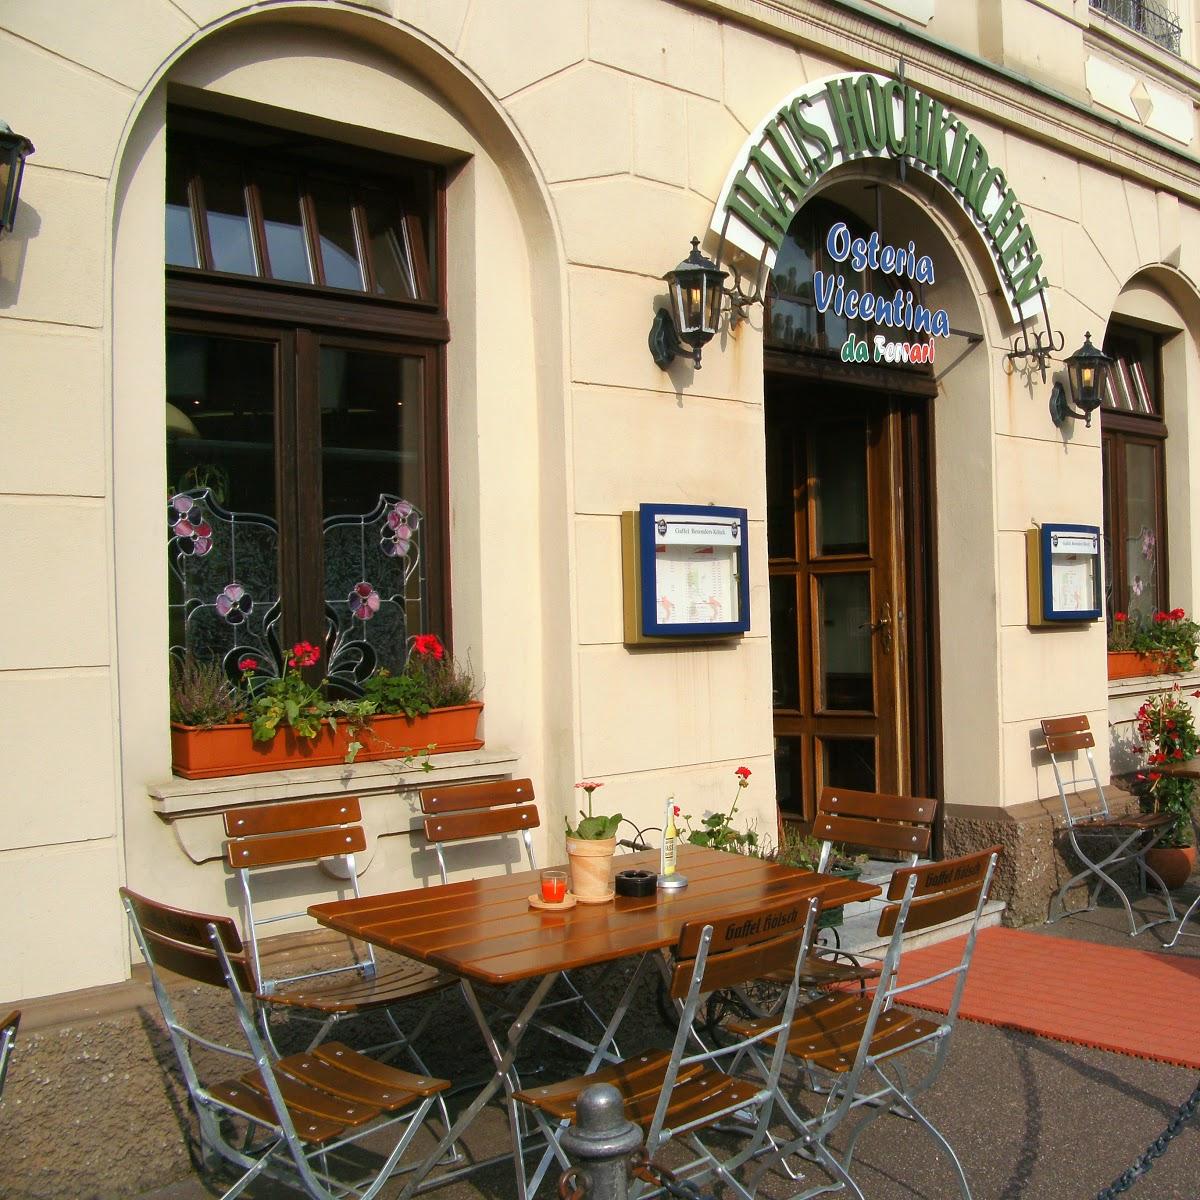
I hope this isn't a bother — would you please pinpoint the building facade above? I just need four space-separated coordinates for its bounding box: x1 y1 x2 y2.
3 0 1200 1008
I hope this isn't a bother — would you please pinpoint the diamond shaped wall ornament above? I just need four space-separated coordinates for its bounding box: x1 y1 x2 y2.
1131 79 1154 124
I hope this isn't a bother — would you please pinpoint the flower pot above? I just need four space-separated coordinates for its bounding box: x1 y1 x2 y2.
565 836 617 902
1145 844 1196 890
1107 651 1176 680
170 702 483 779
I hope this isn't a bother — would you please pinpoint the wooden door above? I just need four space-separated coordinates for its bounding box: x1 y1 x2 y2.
767 385 913 821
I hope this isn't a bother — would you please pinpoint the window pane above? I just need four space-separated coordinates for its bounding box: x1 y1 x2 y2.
362 189 416 299
1123 442 1161 619
813 424 868 555
820 737 876 794
770 574 800 710
312 182 365 291
321 347 426 664
165 157 198 268
766 413 796 559
816 572 873 711
775 736 803 816
166 331 279 666
259 170 312 284
201 161 257 275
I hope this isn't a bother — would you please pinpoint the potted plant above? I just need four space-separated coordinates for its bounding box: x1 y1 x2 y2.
683 766 761 854
774 824 868 929
1108 608 1200 679
1130 683 1199 888
169 634 482 779
564 781 622 902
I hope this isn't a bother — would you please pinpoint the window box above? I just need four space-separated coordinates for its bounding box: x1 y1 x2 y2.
1106 650 1176 680
170 702 483 780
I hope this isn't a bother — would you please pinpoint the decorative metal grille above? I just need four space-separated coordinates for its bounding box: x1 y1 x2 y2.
168 489 424 693
1090 0 1183 55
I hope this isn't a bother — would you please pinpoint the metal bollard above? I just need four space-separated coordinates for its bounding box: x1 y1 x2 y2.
559 1083 644 1200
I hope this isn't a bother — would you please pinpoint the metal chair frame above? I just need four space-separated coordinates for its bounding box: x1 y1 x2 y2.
751 847 1001 1200
515 895 823 1200
420 778 613 1061
224 797 459 1162
120 888 448 1200
1042 715 1177 936
0 1009 19 1103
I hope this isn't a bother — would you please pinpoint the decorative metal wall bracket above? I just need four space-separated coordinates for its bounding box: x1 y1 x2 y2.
1006 314 1065 383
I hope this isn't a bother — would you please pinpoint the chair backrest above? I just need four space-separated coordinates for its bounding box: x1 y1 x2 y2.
812 786 937 869
419 778 540 882
222 797 370 991
646 894 822 1155
0 1009 21 1102
1040 715 1108 821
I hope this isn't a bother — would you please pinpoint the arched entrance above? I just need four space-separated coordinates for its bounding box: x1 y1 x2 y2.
765 181 979 823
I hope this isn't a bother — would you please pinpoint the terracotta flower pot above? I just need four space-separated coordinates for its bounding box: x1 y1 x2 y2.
170 702 484 779
1145 844 1196 890
1107 651 1176 680
565 836 617 901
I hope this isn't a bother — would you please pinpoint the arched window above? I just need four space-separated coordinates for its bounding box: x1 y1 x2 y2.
164 109 448 691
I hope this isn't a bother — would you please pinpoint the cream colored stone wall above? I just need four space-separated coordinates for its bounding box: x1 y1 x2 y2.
3 0 1200 1001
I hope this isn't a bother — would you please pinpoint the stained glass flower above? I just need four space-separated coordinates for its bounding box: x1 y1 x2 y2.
349 581 381 620
170 494 213 556
215 582 253 624
381 499 418 558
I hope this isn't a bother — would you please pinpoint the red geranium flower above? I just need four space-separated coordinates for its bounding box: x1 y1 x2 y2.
412 633 445 660
238 656 258 672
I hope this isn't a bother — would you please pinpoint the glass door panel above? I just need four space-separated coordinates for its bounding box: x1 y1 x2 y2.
815 572 873 711
820 737 877 793
812 424 868 555
770 574 801 710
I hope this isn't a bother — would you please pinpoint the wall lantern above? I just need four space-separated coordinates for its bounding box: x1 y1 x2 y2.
648 237 728 370
0 120 34 236
1050 332 1112 428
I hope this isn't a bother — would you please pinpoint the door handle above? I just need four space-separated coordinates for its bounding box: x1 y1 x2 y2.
859 601 892 653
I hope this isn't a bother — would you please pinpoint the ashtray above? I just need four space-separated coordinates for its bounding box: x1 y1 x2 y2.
615 869 658 897
528 892 577 911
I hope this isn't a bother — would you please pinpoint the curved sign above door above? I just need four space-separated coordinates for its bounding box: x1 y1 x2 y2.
710 72 1049 322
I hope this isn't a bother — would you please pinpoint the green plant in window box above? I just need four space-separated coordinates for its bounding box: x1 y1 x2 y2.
683 767 761 854
773 823 869 928
1108 608 1200 673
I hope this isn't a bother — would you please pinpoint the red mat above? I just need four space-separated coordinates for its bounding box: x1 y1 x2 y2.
895 927 1200 1069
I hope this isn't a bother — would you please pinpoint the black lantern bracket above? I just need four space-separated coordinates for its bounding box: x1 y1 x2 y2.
648 237 729 370
1006 321 1065 384
1049 331 1112 429
0 119 35 237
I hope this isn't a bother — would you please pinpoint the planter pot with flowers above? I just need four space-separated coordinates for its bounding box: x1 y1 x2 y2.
564 782 622 902
1128 684 1199 886
169 634 482 780
1108 608 1200 679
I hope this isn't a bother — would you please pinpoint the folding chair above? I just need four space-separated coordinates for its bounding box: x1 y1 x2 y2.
514 894 823 1200
733 846 1001 1200
1041 715 1177 936
793 786 937 991
223 797 459 1157
420 779 610 1057
0 1009 19 1103
120 888 450 1200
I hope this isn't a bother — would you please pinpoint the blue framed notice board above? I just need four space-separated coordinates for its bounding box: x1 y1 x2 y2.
621 503 750 645
1026 523 1103 625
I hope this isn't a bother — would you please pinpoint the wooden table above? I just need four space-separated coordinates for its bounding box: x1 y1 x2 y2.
310 845 881 1198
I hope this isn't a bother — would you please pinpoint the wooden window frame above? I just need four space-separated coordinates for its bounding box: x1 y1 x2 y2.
166 111 452 658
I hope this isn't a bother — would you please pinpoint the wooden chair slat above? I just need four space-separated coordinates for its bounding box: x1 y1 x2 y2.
669 930 806 999
422 804 540 844
277 1044 444 1110
419 778 534 815
887 845 1000 900
223 797 361 837
514 1051 692 1113
878 883 982 937
817 787 936 824
309 1043 450 1099
263 956 453 1013
810 812 932 855
226 825 368 869
760 954 882 987
121 887 244 953
1 1011 21 1039
677 897 813 957
207 1077 348 1145
1040 715 1092 736
242 1067 380 1128
1044 730 1095 753
142 928 257 992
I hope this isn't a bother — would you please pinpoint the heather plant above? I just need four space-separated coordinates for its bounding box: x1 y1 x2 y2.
169 652 243 727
